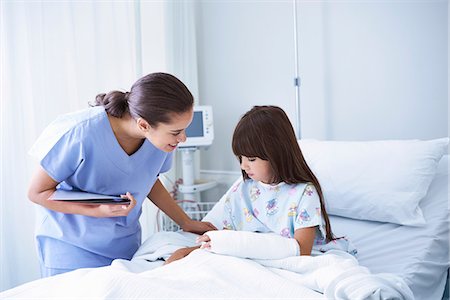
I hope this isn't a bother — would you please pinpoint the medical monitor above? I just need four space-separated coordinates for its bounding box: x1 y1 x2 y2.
178 105 214 148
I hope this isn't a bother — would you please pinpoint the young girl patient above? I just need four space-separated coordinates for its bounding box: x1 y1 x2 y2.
165 105 353 264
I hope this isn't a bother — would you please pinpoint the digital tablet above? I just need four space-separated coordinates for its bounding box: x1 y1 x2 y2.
48 190 131 205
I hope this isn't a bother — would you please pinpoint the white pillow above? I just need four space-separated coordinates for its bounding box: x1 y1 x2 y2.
298 138 449 226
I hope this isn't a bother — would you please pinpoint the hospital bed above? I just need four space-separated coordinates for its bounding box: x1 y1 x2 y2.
1 139 448 299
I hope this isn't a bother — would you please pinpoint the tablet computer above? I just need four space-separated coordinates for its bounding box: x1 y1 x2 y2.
49 190 131 205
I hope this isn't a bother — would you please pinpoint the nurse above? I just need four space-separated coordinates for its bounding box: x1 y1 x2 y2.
27 72 217 277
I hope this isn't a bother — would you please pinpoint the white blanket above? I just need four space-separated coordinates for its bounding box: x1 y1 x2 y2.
1 231 414 299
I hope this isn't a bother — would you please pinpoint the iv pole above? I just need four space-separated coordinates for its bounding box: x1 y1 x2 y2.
179 147 217 201
293 0 301 139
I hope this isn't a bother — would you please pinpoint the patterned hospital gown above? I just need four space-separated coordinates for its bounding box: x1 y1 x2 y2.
221 178 356 255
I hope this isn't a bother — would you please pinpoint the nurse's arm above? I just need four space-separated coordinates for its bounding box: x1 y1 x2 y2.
148 179 217 233
148 179 190 227
27 166 135 217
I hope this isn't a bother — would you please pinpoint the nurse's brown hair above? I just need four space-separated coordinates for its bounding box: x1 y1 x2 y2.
232 105 334 241
93 72 193 127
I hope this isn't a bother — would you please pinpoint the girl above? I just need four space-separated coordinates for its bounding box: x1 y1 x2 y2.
28 72 216 277
165 105 352 264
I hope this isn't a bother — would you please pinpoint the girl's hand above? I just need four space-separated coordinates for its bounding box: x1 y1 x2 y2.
92 192 137 218
181 219 217 235
196 234 212 250
164 246 199 265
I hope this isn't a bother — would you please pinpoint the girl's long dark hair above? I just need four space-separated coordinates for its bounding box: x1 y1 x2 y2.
232 105 334 242
93 72 193 126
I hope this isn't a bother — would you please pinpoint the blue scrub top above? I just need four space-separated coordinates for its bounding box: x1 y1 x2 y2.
29 106 173 269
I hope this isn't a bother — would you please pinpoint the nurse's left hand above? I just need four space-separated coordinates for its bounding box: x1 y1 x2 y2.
94 192 137 217
181 219 217 235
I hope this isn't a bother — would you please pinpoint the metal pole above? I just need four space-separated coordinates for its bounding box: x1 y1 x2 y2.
181 149 196 201
134 0 143 79
293 0 301 139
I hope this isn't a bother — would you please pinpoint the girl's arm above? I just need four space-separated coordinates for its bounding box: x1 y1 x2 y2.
164 233 213 265
188 231 301 259
164 246 200 265
27 166 136 217
148 179 217 234
293 226 317 256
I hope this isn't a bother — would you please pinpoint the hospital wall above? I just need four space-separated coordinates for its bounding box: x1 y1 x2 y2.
194 1 449 200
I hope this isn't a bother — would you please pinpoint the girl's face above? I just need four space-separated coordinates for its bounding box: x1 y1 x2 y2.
240 156 274 184
143 109 193 152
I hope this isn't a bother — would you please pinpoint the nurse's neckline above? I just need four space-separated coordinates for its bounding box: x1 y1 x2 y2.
107 112 145 156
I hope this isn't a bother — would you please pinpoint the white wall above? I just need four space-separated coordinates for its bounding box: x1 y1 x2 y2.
195 1 297 199
195 1 448 200
299 1 447 140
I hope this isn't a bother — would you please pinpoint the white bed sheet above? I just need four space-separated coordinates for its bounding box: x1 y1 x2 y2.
329 155 449 300
1 230 414 300
1 158 447 299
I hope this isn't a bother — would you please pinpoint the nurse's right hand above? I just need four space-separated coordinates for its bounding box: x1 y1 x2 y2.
94 192 137 218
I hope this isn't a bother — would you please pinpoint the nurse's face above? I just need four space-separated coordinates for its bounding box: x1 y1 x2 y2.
143 109 193 152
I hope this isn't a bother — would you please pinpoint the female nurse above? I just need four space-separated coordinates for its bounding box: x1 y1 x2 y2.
27 72 217 277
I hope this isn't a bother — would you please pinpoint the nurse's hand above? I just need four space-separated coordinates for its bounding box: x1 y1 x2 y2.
94 192 137 218
181 219 217 235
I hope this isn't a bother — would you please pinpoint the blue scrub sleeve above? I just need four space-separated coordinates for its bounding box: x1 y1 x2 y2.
159 151 173 174
40 130 84 183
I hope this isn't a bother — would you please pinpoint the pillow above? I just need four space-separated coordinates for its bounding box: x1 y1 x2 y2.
298 138 449 226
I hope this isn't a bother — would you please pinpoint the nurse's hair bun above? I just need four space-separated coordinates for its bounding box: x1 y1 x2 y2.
92 91 129 118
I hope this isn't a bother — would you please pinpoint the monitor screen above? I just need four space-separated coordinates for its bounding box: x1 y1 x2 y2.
178 105 213 148
186 111 204 137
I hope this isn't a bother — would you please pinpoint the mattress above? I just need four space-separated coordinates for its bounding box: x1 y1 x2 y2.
329 155 449 300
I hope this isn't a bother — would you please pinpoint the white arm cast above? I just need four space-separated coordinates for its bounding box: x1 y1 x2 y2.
204 230 299 259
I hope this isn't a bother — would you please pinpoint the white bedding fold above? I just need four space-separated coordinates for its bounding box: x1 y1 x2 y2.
111 231 198 273
1 231 414 300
